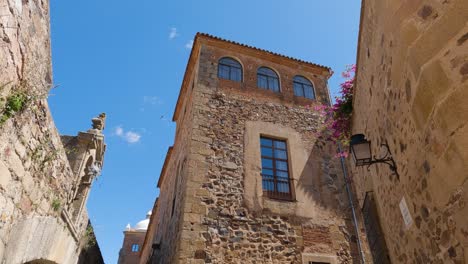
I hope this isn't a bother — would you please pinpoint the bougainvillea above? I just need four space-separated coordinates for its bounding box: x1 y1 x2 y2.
304 64 355 157
330 64 355 143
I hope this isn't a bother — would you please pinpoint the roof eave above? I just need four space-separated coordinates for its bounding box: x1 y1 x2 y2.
156 147 173 188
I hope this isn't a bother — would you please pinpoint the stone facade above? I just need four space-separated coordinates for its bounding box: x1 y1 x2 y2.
352 0 468 263
0 0 105 263
142 33 365 263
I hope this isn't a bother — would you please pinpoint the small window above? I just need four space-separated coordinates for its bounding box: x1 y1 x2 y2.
218 57 242 82
293 75 315 99
257 67 280 92
260 137 292 200
131 244 139 252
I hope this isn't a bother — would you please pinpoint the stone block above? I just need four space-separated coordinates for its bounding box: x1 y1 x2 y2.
180 230 200 241
14 141 26 160
191 203 207 214
411 61 451 129
0 161 12 189
38 198 51 214
191 141 214 156
432 84 468 137
428 142 466 207
21 172 34 195
0 240 4 262
400 20 419 48
393 0 423 22
7 151 25 178
193 240 206 250
195 188 209 198
192 134 212 144
184 213 201 223
408 1 467 77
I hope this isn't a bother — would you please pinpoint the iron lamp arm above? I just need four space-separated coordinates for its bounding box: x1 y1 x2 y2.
366 143 400 180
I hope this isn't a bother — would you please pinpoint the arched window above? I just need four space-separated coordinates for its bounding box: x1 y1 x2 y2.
293 75 315 99
218 57 242 82
257 67 280 92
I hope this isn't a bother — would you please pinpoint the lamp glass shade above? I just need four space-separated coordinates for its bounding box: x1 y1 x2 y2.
350 134 372 166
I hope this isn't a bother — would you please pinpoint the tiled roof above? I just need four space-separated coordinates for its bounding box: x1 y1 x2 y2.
196 32 331 71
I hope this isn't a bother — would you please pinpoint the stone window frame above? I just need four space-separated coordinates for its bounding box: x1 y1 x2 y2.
244 121 315 214
301 253 337 264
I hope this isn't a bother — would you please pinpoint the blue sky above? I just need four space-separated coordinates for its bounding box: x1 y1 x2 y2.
48 1 361 263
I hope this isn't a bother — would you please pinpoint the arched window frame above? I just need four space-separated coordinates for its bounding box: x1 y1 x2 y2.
293 75 315 99
257 67 280 92
217 57 243 82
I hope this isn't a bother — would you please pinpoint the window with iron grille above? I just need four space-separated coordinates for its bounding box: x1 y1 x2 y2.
362 192 391 264
293 75 315 99
260 137 293 200
218 57 242 82
257 67 280 92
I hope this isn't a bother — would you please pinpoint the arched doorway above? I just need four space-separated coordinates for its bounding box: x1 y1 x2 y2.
24 260 58 264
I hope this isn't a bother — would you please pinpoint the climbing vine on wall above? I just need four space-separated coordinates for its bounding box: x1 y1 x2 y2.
305 64 355 157
330 64 355 144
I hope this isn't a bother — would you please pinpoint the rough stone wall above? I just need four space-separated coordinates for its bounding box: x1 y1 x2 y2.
151 37 364 264
183 90 354 264
0 0 105 263
352 0 468 263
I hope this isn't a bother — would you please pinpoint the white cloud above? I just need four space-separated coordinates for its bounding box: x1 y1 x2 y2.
185 40 194 49
169 27 179 40
125 131 141 143
143 96 163 105
115 126 123 136
114 126 141 144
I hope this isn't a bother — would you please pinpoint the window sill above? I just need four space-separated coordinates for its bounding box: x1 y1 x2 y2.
263 193 296 203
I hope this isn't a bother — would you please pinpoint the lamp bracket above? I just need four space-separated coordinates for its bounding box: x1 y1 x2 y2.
366 143 400 180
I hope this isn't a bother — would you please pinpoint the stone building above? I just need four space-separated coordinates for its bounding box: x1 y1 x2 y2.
141 33 367 263
118 211 152 264
0 0 105 263
350 0 468 263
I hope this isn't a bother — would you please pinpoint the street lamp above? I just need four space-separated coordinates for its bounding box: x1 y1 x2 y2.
349 134 399 180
